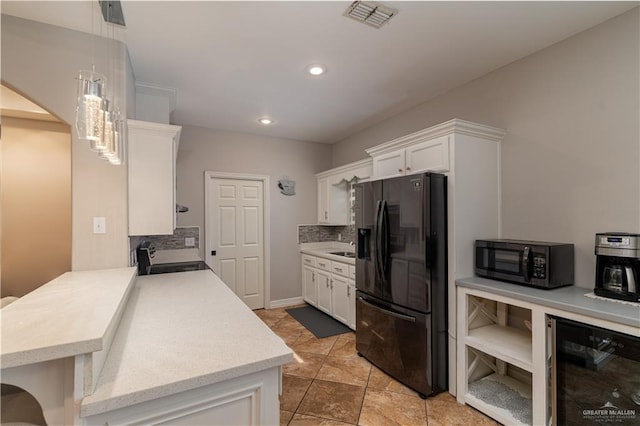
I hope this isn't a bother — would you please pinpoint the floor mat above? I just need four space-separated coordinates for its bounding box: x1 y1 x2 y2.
285 305 352 338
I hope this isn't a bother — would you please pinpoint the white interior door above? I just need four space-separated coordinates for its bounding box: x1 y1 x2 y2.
208 177 264 309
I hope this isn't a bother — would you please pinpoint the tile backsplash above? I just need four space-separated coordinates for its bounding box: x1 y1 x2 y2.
298 224 355 244
129 227 200 265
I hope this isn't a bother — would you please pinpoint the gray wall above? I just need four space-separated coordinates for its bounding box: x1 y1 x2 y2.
2 15 135 270
175 125 332 301
332 8 640 289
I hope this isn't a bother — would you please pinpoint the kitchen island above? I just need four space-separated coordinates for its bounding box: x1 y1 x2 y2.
1 268 292 425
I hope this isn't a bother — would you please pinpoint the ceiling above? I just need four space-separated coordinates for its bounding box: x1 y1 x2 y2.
2 1 637 143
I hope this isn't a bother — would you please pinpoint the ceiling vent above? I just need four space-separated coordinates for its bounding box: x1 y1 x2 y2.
99 1 126 27
343 1 398 29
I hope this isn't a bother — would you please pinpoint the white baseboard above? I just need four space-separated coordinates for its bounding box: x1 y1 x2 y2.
268 297 305 309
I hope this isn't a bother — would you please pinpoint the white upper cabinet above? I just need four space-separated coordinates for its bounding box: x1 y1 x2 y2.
372 149 406 179
316 158 373 225
128 119 182 236
405 135 450 174
369 131 451 179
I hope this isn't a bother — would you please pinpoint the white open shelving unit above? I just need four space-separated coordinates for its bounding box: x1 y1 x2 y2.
457 287 547 426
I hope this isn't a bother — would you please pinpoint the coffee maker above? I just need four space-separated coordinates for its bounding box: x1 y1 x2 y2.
594 232 640 302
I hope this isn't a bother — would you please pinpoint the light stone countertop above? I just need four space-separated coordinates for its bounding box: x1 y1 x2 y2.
151 248 201 265
80 269 293 418
457 276 640 330
0 267 137 369
300 242 356 265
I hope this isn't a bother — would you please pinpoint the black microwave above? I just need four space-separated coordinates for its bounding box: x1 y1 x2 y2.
475 239 574 289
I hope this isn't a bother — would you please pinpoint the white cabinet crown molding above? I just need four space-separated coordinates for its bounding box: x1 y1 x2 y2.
365 119 506 157
127 119 182 152
127 119 182 135
315 158 373 179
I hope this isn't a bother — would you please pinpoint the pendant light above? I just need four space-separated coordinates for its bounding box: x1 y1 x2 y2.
76 68 107 143
75 1 126 165
109 114 125 165
101 0 126 165
76 2 108 146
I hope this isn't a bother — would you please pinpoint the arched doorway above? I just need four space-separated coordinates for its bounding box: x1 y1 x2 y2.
0 84 72 297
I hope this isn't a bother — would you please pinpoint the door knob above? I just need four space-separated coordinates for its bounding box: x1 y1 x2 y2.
211 250 217 256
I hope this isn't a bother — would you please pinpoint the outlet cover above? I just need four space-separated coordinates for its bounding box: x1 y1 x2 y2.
93 217 106 234
185 237 195 247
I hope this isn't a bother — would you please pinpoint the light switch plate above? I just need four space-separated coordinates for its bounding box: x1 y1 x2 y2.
185 237 195 247
93 217 106 234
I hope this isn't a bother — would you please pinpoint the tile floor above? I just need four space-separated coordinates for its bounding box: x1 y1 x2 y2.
254 306 500 426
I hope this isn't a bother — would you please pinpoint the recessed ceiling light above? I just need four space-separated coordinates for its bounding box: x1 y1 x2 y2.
307 64 326 76
258 118 273 125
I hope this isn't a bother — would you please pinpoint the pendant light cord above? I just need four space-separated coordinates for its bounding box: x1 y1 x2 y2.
91 0 95 73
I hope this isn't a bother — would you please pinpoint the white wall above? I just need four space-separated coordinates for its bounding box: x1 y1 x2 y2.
1 118 71 297
1 15 135 270
176 125 332 301
332 8 640 289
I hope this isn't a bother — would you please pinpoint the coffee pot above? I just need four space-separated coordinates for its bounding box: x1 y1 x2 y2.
594 233 640 302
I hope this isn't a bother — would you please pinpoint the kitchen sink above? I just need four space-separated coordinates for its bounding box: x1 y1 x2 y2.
329 251 356 258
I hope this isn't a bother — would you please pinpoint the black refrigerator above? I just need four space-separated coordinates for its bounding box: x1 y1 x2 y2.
354 172 447 398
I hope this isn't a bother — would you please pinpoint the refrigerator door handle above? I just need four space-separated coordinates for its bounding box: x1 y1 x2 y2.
358 296 417 323
375 200 384 282
381 200 389 276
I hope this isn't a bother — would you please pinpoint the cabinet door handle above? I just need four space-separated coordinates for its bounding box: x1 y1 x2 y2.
406 166 411 171
347 286 350 296
312 272 315 282
398 168 403 173
335 267 342 272
324 211 328 220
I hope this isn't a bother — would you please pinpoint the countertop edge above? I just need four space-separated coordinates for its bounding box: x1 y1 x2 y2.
300 243 355 264
456 276 640 329
1 338 103 369
1 267 138 369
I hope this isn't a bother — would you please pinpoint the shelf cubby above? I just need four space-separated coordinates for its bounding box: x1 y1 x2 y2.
464 347 533 426
457 288 543 426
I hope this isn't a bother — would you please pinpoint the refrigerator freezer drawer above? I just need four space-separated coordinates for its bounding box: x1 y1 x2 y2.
356 292 439 397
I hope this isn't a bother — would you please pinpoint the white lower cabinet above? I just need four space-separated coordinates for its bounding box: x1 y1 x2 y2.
316 270 332 316
348 280 356 330
82 368 281 426
302 265 317 307
331 275 350 325
300 254 356 330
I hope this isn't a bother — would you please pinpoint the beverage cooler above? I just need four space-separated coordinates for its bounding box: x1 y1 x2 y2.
552 317 640 425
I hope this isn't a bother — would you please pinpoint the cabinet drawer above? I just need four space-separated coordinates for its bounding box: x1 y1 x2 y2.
331 261 349 277
302 254 316 268
316 258 331 272
349 265 356 280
